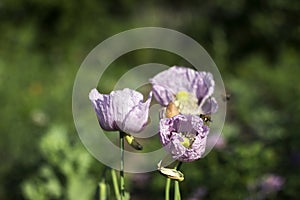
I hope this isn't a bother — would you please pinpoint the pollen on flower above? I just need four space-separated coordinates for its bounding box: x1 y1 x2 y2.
150 66 218 115
179 132 196 148
159 114 209 162
181 137 191 148
174 91 199 115
176 91 190 101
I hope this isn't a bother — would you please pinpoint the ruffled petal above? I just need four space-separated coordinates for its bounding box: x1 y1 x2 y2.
176 115 201 135
89 88 151 133
122 92 152 133
192 130 208 156
158 114 209 162
89 88 116 131
196 72 215 104
176 132 208 162
110 88 144 131
180 148 202 162
159 118 174 145
201 97 218 114
150 66 200 105
152 84 174 106
168 133 186 159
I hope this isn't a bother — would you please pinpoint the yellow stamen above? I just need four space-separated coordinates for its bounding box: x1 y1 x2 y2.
176 91 190 101
181 137 191 148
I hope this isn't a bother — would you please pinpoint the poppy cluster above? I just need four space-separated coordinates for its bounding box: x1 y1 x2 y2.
89 66 218 162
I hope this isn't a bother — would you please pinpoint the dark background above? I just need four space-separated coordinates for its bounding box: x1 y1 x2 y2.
0 0 299 199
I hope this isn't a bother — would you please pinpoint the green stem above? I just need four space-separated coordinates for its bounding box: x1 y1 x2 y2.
165 177 171 200
174 162 182 200
99 167 107 200
99 179 107 200
165 161 183 200
120 131 125 200
111 169 120 200
176 162 183 171
174 181 181 200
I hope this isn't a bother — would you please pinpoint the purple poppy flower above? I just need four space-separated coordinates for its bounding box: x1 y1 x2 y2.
150 66 218 115
89 88 152 133
260 174 285 194
159 114 209 162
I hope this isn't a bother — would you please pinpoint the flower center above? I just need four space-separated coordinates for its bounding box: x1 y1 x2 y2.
174 91 199 115
179 132 196 148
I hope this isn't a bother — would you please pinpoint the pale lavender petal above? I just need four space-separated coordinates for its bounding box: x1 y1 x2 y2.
201 97 218 114
159 114 187 145
89 88 151 133
192 134 208 157
177 117 208 162
122 92 152 133
176 115 201 135
152 84 174 106
190 115 205 136
168 133 185 159
158 114 209 162
89 88 116 131
150 66 218 115
159 118 175 145
180 148 202 162
150 66 200 105
196 72 215 101
110 88 144 131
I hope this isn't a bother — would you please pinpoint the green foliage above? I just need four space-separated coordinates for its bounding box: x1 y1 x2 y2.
22 125 97 200
22 166 62 200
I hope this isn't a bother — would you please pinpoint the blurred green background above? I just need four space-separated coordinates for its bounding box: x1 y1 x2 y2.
1 0 300 199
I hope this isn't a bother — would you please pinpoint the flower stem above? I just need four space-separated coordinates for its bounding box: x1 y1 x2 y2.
111 169 120 200
174 181 181 200
165 177 171 200
165 161 183 200
99 167 108 200
174 162 182 200
176 162 183 171
120 131 125 200
99 179 107 200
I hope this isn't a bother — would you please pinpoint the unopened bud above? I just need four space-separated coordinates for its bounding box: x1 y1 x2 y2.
157 161 184 181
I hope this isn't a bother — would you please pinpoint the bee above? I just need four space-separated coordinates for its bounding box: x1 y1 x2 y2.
200 114 212 125
222 93 231 102
166 102 180 118
124 134 143 150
